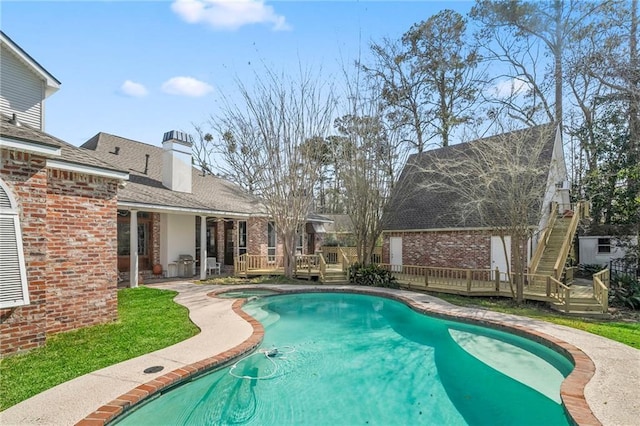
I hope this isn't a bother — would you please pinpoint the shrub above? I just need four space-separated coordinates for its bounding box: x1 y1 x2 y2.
348 263 398 288
609 275 640 310
576 263 605 278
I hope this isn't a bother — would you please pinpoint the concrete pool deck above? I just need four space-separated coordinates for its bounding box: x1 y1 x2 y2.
1 282 638 426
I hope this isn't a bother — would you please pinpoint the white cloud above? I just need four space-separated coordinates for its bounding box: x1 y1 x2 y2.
492 78 531 98
171 0 290 31
120 80 148 97
161 76 214 97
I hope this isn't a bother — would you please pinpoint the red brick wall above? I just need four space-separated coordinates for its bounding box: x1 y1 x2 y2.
0 150 48 355
45 169 119 335
382 230 492 269
1 148 120 357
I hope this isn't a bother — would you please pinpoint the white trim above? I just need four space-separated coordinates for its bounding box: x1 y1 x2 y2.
0 136 61 157
382 226 537 234
117 202 258 218
46 159 129 180
1 31 61 97
0 178 30 309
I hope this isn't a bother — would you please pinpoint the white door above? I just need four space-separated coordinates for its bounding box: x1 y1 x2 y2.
491 236 511 281
390 237 403 272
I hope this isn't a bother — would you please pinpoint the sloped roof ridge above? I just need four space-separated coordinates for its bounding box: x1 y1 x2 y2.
416 122 554 158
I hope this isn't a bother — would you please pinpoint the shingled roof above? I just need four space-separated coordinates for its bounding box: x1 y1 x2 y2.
1 118 127 176
81 132 265 216
383 124 557 231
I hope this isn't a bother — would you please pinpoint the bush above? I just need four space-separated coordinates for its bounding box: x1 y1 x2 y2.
348 262 398 288
576 263 605 278
609 275 640 310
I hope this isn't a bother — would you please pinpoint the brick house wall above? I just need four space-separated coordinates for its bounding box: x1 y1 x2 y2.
382 230 493 269
45 169 119 335
0 148 120 356
1 149 48 355
382 230 524 272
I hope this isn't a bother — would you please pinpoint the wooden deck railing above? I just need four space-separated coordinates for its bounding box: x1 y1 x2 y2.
295 254 320 274
322 246 382 265
318 253 327 281
235 254 284 274
553 202 582 279
593 268 610 313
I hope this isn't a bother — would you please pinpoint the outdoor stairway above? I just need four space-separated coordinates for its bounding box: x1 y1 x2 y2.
534 217 571 278
551 292 610 319
321 269 349 285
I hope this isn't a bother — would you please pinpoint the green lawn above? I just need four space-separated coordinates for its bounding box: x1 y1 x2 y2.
432 292 640 350
0 287 199 411
1 283 638 412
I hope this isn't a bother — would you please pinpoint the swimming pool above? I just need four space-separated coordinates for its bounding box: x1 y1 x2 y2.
116 292 574 425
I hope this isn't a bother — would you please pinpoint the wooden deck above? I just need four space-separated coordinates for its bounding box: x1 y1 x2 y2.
233 254 608 315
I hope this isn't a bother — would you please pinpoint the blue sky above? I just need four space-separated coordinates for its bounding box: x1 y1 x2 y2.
2 0 474 147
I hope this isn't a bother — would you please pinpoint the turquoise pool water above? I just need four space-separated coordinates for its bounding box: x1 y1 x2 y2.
215 289 279 298
116 292 574 425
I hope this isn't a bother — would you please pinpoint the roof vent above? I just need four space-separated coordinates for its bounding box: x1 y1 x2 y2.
9 113 21 127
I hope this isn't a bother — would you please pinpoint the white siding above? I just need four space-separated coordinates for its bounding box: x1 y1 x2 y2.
159 213 196 277
538 127 570 231
578 236 634 266
0 44 44 130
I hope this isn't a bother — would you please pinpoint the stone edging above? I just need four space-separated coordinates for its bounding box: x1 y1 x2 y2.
77 286 599 426
75 299 264 426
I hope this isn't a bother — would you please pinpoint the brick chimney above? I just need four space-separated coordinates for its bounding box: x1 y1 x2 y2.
162 130 193 193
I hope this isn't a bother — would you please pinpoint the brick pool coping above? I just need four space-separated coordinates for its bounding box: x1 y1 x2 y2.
77 286 599 426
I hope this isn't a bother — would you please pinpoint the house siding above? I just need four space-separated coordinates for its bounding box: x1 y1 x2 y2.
0 44 44 130
382 230 492 270
0 148 120 356
45 169 119 335
0 149 48 355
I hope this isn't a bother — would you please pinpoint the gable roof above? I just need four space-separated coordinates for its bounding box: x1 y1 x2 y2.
0 117 128 179
0 31 60 97
384 124 557 231
81 132 265 216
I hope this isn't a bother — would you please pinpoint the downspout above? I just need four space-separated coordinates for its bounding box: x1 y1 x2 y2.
130 210 139 288
200 215 207 280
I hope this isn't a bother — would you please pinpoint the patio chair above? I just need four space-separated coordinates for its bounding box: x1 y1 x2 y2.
207 257 221 275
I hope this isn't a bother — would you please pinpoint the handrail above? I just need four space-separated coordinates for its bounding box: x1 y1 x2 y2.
593 268 610 313
530 202 558 274
553 202 581 279
548 276 571 312
318 253 327 282
235 253 248 275
338 246 351 273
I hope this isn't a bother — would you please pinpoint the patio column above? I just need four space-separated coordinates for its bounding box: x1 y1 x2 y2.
200 215 207 280
130 210 139 288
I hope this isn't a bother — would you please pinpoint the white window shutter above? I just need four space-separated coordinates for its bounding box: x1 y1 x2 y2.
0 180 30 308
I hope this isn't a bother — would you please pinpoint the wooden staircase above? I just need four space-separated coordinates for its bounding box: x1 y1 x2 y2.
321 269 349 285
551 296 610 319
530 202 608 317
534 217 571 278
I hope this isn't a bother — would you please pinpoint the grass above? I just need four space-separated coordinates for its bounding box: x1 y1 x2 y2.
0 287 199 411
1 280 638 411
432 292 640 350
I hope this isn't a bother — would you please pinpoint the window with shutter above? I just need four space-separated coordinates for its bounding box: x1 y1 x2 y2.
0 179 29 308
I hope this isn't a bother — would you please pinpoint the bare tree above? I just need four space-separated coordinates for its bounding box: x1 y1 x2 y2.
335 75 410 265
472 0 609 128
410 123 556 302
202 67 336 277
361 10 482 151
